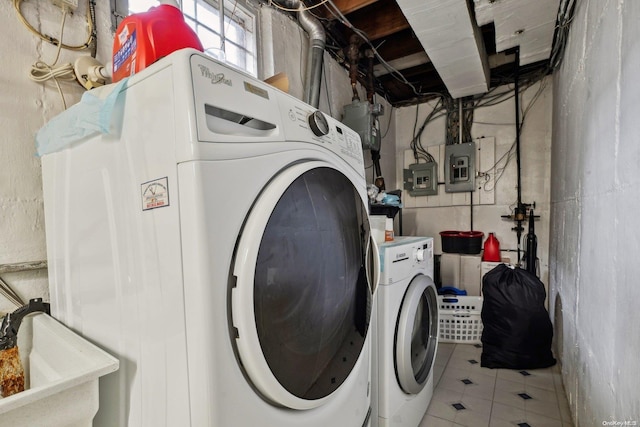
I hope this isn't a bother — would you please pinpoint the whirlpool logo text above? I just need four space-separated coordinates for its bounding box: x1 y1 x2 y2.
197 65 232 86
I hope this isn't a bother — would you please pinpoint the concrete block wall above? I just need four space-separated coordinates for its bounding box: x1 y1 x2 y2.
551 0 640 423
0 1 112 315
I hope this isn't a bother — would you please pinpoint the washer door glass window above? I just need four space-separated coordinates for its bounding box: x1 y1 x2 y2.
232 164 372 409
395 275 438 394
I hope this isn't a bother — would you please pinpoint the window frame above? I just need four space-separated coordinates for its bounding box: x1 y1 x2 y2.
125 0 258 76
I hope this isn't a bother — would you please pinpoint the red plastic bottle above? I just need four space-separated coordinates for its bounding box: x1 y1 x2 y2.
112 3 204 82
482 232 501 262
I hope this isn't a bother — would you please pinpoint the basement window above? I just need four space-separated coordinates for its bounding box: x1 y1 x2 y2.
128 0 257 76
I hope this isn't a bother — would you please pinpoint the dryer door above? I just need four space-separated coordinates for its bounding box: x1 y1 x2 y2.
395 275 439 394
232 162 373 410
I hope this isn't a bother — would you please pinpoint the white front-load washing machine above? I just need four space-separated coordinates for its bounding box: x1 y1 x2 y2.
371 236 439 427
41 49 375 427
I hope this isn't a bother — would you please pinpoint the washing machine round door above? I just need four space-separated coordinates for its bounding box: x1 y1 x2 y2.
232 162 374 410
395 275 439 394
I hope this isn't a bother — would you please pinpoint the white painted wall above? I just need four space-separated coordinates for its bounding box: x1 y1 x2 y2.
0 1 112 314
550 0 640 423
395 78 553 285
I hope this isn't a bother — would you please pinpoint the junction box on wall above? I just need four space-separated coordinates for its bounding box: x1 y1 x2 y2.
342 100 384 151
404 162 438 196
445 142 475 193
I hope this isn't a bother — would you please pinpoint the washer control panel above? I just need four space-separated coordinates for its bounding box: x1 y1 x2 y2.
378 237 434 286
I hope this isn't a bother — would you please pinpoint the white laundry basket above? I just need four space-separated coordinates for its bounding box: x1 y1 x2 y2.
438 295 484 344
0 313 119 426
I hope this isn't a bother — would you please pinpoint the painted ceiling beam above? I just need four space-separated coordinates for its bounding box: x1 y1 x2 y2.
395 0 490 98
473 0 561 65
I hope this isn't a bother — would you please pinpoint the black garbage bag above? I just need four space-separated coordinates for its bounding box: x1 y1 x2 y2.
481 264 556 369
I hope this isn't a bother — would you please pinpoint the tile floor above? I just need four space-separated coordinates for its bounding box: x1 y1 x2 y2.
420 343 573 427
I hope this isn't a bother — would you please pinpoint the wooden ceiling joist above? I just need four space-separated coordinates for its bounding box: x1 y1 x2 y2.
340 0 410 41
316 0 380 17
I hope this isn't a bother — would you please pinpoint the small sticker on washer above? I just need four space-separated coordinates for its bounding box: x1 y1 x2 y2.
142 177 170 211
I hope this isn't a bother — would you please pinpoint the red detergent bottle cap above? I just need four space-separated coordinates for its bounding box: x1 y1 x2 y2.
482 232 501 262
112 1 204 82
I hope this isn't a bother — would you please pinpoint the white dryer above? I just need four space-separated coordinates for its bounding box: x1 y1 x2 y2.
372 236 439 427
41 49 375 426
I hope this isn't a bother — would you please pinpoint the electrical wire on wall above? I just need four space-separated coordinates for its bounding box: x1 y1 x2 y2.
409 99 446 164
477 77 548 192
27 9 75 109
406 83 523 164
404 64 548 166
444 96 474 145
381 102 394 139
13 0 98 109
549 0 578 71
13 0 96 52
404 61 549 170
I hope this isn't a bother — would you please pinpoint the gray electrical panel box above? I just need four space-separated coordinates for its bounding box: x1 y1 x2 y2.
342 100 384 151
445 142 475 193
404 162 438 196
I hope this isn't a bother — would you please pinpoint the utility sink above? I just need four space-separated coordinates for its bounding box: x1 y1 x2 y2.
0 313 119 426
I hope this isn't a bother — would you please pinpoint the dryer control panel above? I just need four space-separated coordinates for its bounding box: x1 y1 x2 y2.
275 100 364 175
187 52 365 178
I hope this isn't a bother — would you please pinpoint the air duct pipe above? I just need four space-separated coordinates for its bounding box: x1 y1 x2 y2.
278 0 325 107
